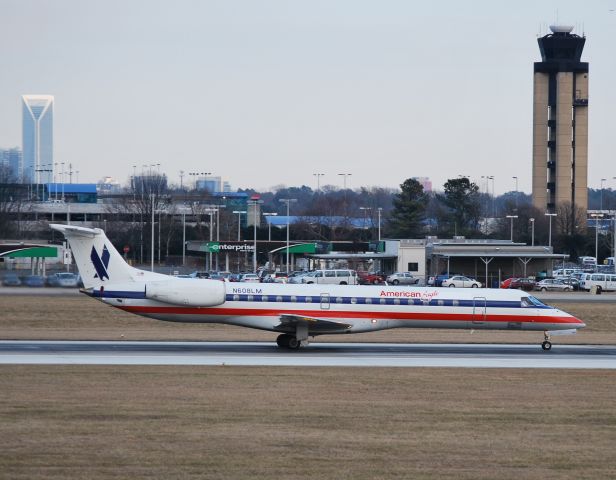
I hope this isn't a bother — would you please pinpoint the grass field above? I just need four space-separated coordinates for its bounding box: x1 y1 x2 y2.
0 295 614 344
1 366 616 480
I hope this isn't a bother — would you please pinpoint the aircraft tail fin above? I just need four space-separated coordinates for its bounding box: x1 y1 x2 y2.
51 224 136 289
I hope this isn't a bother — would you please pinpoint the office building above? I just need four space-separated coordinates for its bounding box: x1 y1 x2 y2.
22 94 54 184
0 147 22 181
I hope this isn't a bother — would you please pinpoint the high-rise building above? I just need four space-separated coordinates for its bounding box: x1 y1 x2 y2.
532 26 588 215
22 94 54 184
0 147 23 181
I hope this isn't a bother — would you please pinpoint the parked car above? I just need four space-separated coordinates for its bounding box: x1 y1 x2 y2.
228 273 242 282
49 272 81 288
240 273 260 283
2 272 21 286
357 271 386 285
428 273 454 287
500 277 517 289
287 271 308 284
386 272 419 286
189 271 210 279
262 272 288 283
560 277 581 291
441 276 482 288
508 278 536 291
22 275 45 287
534 279 572 292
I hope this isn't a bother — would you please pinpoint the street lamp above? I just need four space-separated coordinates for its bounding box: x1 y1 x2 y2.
247 199 264 272
512 176 518 211
506 215 518 242
232 210 246 241
529 218 535 246
279 198 297 274
359 206 371 240
601 178 607 211
591 213 604 264
313 173 325 193
377 207 383 241
545 213 557 247
263 212 278 241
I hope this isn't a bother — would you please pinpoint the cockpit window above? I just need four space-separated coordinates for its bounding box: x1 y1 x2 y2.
522 296 545 307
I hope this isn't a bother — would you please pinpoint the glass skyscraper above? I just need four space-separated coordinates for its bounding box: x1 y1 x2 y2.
22 94 54 184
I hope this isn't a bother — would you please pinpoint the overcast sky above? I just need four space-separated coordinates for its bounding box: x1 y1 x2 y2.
1 0 615 194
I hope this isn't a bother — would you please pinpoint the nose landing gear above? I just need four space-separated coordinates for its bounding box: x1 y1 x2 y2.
541 331 552 351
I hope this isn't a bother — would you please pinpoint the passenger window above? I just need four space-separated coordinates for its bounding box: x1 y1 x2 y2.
365 298 372 304
351 298 357 304
276 296 283 302
233 295 240 301
262 295 268 302
380 298 386 305
336 271 349 277
394 299 400 305
247 295 253 302
336 297 343 303
305 296 312 303
452 300 459 306
291 296 297 303
325 271 336 278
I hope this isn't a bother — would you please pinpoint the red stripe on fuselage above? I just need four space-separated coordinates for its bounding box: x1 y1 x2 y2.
117 305 581 325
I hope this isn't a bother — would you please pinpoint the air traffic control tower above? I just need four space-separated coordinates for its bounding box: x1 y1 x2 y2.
532 25 588 215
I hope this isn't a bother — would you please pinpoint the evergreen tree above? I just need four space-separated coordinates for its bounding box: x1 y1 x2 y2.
388 178 428 238
437 177 481 235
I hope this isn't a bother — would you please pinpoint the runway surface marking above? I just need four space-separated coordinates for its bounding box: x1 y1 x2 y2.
1 341 615 368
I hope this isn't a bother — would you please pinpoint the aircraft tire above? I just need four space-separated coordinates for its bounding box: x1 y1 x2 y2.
277 334 291 348
541 341 552 351
287 337 301 349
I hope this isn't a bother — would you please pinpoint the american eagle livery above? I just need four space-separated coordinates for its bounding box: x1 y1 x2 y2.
51 224 585 351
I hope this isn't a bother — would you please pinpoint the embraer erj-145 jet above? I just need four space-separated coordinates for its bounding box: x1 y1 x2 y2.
51 224 585 351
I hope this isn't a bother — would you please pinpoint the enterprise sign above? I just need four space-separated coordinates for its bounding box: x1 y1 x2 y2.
199 242 255 253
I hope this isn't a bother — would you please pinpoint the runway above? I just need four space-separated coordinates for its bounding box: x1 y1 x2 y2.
1 340 615 368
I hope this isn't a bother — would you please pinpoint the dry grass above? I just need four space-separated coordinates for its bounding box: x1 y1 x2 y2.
0 295 614 344
1 366 615 479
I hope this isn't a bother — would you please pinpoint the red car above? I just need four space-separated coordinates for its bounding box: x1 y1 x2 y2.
357 271 386 285
500 278 517 289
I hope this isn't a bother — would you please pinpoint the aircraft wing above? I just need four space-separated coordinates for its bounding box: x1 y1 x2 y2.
274 314 352 334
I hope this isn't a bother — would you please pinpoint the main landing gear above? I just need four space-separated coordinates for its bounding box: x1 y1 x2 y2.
276 334 302 350
541 331 552 351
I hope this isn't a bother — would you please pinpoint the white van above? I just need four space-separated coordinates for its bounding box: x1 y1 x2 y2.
301 269 358 285
553 268 582 278
580 273 616 292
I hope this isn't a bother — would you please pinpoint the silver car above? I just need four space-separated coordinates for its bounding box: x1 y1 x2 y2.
534 279 573 292
386 272 419 285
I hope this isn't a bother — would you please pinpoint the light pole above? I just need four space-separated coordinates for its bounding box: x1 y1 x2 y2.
313 173 325 193
545 213 557 247
506 215 518 242
377 207 383 241
263 213 278 241
338 173 352 220
247 199 263 272
601 178 607 211
530 218 535 246
512 176 518 211
151 195 155 272
591 213 603 264
232 211 246 241
279 198 297 274
359 206 371 240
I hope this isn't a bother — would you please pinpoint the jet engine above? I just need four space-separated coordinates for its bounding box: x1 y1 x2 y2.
145 279 226 307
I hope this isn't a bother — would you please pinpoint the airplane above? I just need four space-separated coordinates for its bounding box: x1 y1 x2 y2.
51 224 585 351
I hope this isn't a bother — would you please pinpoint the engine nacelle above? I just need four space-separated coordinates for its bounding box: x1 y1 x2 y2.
145 278 226 307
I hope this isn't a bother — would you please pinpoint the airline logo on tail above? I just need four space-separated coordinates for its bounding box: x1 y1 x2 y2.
91 245 110 280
